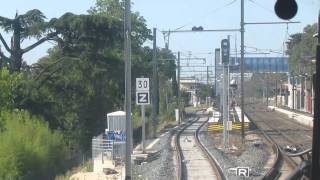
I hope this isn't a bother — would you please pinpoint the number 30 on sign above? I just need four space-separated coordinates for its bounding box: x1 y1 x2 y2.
136 78 149 91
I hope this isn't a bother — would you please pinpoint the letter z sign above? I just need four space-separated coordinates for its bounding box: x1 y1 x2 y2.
136 92 150 105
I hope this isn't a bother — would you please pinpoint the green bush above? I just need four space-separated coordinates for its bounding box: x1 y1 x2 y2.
0 110 68 180
0 68 21 111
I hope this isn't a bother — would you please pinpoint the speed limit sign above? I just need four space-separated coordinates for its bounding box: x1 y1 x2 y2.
136 78 149 91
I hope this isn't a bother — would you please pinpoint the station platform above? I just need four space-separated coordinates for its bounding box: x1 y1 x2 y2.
234 106 250 123
268 106 313 128
207 107 250 131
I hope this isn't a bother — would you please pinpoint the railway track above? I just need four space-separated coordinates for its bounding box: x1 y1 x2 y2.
175 111 225 180
246 104 312 179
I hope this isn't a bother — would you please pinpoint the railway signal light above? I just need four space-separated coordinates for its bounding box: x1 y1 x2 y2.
191 26 203 31
274 0 298 20
221 39 230 64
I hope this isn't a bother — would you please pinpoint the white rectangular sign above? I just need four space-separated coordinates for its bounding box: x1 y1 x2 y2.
228 167 250 177
136 78 149 91
236 167 249 177
136 92 150 105
227 121 232 131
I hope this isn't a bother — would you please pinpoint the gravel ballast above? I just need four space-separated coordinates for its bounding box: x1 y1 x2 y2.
133 129 176 180
133 112 272 180
199 124 272 180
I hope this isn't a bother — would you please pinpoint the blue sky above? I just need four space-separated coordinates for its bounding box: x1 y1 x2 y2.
0 0 319 66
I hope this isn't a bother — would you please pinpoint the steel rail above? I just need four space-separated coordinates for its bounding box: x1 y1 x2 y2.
194 117 226 180
245 112 284 179
175 111 225 180
249 110 311 156
175 116 199 180
245 111 299 179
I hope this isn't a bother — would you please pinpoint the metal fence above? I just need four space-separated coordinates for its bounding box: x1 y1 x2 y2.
91 136 126 172
92 137 114 161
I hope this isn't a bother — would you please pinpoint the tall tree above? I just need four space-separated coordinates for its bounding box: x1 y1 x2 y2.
0 9 59 72
88 0 152 49
286 23 318 74
17 13 127 150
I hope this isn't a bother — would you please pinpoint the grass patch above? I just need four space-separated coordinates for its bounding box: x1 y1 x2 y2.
55 160 93 180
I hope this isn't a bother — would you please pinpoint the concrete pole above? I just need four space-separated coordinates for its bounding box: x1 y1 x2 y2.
177 52 181 124
305 76 307 112
152 28 157 137
220 78 223 113
141 105 146 153
280 82 282 107
240 0 245 144
292 76 295 110
266 79 269 107
215 49 221 98
223 64 228 150
300 76 302 110
275 79 278 107
124 0 132 178
311 74 313 114
310 62 314 114
166 85 169 111
227 62 230 145
311 11 320 179
262 79 266 104
207 66 209 85
214 49 217 97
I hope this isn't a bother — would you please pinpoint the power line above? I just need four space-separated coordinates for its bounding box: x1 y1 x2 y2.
173 0 238 31
244 45 284 54
247 0 298 24
282 23 290 56
247 0 274 15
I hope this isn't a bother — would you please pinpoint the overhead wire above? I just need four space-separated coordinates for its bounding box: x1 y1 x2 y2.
248 0 291 57
247 0 274 15
158 0 239 51
172 0 239 31
244 45 284 55
281 23 290 57
248 0 295 23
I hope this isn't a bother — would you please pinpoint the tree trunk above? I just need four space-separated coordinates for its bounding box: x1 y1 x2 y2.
10 24 22 72
10 51 22 72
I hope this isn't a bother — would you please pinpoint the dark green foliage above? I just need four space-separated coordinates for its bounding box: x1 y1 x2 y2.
181 90 191 107
88 0 152 49
197 84 213 102
0 68 21 111
286 23 317 74
0 9 47 39
158 48 176 80
0 9 59 72
1 1 178 178
15 13 131 151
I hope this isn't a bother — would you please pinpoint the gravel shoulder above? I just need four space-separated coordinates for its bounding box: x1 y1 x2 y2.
199 122 272 180
133 112 197 180
132 110 273 180
133 128 176 180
